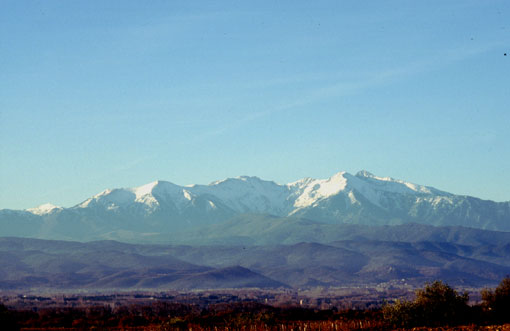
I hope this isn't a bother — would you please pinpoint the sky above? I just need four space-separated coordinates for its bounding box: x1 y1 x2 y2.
1 1 509 210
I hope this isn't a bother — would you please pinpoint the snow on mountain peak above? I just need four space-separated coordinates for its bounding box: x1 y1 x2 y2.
355 170 400 183
62 170 454 217
237 175 262 181
291 172 348 209
287 177 314 188
208 175 264 187
27 203 62 215
344 171 452 208
94 188 136 206
10 170 510 240
187 175 289 214
133 181 159 199
354 171 440 195
132 180 187 209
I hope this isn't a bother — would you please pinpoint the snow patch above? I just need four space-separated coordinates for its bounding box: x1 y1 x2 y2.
347 191 359 204
106 204 118 211
183 190 193 201
27 203 62 215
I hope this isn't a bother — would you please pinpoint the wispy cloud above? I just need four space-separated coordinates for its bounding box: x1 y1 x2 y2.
189 40 506 142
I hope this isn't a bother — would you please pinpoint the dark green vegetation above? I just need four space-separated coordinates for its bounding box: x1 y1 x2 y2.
383 278 510 328
383 281 470 327
481 277 510 322
1 278 510 330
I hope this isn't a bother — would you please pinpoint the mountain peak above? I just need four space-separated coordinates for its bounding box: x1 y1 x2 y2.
7 171 510 239
237 175 263 181
133 181 159 198
133 180 182 196
355 170 375 178
291 172 348 210
331 170 347 177
27 203 62 215
209 175 267 187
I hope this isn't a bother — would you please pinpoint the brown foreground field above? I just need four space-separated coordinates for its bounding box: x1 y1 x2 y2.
3 304 510 330
2 298 510 331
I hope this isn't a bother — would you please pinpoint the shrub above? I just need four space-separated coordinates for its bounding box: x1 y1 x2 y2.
382 299 416 327
383 280 469 327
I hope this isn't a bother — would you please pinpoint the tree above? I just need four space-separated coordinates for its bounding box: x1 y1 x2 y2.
414 280 469 324
481 276 510 322
383 280 469 327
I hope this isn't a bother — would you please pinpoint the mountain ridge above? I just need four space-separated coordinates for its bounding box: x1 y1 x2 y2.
1 171 509 242
2 236 509 289
20 170 453 214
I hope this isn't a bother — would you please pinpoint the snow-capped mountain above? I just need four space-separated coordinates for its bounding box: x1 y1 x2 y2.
1 170 509 241
69 170 452 217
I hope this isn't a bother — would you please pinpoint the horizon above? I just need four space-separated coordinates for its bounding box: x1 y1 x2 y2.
12 169 510 211
1 1 509 210
4 167 510 210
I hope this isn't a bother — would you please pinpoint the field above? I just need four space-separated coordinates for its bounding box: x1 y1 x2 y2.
1 284 509 330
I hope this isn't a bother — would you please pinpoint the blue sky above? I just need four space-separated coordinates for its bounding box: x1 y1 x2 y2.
1 1 509 209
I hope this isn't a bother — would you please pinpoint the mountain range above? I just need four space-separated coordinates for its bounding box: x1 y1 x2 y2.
2 171 510 290
1 170 509 242
1 233 509 290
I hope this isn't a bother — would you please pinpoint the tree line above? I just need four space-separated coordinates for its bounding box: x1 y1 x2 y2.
384 277 510 328
1 277 509 330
